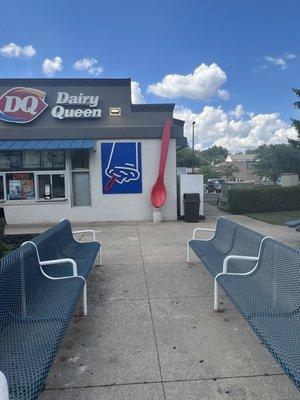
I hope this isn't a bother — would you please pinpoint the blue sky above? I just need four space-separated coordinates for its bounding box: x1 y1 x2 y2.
0 0 299 152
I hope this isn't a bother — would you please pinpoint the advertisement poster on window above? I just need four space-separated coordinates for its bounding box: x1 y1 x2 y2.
7 173 35 200
21 179 35 199
101 142 142 194
9 180 21 199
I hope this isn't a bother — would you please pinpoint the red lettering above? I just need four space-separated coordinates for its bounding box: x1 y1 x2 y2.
12 173 30 180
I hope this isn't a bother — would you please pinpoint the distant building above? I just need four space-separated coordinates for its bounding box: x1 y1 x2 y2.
225 154 260 183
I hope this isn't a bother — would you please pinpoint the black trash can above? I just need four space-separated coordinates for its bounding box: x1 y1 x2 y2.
183 193 200 222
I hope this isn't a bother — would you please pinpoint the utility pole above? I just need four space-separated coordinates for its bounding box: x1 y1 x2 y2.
192 121 196 174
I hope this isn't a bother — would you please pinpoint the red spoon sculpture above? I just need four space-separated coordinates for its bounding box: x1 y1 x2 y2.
151 118 172 208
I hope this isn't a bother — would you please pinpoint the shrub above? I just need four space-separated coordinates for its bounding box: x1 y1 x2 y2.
0 240 11 259
228 186 300 214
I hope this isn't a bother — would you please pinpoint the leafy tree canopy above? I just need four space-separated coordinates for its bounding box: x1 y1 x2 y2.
253 144 300 183
289 88 300 148
176 145 228 168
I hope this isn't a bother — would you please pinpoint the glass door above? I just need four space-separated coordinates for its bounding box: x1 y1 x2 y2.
72 171 91 206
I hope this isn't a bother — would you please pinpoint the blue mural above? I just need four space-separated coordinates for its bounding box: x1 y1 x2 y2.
101 142 142 194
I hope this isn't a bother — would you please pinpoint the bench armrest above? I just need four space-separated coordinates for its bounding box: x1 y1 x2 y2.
222 255 259 274
73 229 98 242
40 258 78 276
0 372 8 400
192 228 215 240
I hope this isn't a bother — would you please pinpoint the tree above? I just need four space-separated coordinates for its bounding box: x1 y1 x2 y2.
202 145 228 164
253 144 300 183
176 145 229 168
216 163 239 180
176 147 205 168
197 165 221 182
289 88 300 148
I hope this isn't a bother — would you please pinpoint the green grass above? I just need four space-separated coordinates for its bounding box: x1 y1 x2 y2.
245 210 300 225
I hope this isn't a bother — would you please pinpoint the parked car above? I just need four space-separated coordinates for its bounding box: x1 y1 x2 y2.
206 179 225 193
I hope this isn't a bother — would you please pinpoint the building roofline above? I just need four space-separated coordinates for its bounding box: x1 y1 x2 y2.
131 103 175 112
173 118 185 126
0 78 132 87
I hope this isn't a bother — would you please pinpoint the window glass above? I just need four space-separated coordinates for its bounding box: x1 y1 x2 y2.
0 153 10 170
52 151 65 169
0 176 4 200
38 174 65 199
9 153 22 169
52 174 65 198
71 150 89 169
0 150 65 171
23 151 40 169
38 175 51 199
6 173 35 200
41 151 53 169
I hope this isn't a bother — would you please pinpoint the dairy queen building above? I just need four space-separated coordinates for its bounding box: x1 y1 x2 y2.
0 79 186 225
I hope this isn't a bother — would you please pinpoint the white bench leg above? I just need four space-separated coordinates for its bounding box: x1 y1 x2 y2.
83 283 88 316
187 242 190 263
99 247 102 266
214 279 219 311
0 371 9 400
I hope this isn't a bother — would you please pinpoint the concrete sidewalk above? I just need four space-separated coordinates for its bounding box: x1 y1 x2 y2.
15 206 300 399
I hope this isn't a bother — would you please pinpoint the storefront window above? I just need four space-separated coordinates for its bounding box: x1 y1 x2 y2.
9 153 22 170
0 176 4 200
0 153 11 170
53 151 65 169
6 173 35 200
38 174 65 199
41 151 53 169
0 151 65 171
71 150 89 169
23 151 40 169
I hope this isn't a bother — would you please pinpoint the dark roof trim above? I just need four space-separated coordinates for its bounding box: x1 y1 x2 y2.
176 136 187 148
0 78 131 87
173 118 185 127
0 126 184 140
131 103 175 112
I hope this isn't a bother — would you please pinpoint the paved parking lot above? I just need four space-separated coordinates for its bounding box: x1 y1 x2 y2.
8 205 300 399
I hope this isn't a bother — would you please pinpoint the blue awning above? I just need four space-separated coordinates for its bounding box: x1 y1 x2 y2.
0 139 96 151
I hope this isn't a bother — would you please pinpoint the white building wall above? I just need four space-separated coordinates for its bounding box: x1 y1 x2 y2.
4 139 177 224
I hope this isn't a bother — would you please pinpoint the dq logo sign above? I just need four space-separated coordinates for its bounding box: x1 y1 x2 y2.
0 87 48 124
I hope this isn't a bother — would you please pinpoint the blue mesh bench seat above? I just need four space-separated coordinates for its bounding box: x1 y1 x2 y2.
216 238 300 390
0 243 85 400
284 219 300 228
24 219 101 317
31 219 101 278
187 217 266 278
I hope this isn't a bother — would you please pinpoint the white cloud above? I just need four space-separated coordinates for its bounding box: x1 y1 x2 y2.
131 81 146 104
217 89 230 100
147 63 228 100
0 42 36 58
42 56 63 76
284 53 296 60
259 53 296 70
264 56 287 69
229 104 245 119
174 105 297 153
73 57 102 76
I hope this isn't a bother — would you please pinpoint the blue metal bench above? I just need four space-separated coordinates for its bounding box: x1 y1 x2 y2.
24 219 101 315
187 217 269 309
0 243 85 400
284 219 300 228
216 238 300 390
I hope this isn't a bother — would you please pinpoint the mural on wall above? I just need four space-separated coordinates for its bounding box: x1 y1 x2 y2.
101 142 142 194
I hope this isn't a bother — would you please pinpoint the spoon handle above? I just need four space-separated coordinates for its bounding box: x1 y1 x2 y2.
158 118 172 179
